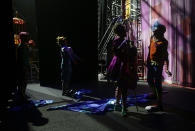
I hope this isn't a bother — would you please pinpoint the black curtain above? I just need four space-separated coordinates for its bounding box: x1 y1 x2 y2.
35 0 98 87
2 0 15 124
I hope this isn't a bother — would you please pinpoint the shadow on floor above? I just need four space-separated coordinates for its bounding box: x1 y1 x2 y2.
6 97 49 131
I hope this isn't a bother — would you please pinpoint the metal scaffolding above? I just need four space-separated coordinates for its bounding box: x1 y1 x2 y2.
133 0 144 80
98 0 144 80
98 0 123 75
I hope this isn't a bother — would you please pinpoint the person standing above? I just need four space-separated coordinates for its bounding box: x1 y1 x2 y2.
57 36 80 96
16 32 30 100
107 24 137 116
145 21 172 112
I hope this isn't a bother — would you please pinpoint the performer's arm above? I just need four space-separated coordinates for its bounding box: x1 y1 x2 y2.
164 42 172 77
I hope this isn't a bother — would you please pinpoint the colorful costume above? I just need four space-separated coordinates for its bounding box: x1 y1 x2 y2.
147 35 168 101
108 37 137 109
108 38 137 87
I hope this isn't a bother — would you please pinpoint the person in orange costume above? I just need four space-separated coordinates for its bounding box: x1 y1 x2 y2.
145 21 172 112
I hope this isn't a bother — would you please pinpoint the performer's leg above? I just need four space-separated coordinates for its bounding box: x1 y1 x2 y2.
114 85 122 111
147 66 156 99
154 67 163 109
115 86 121 105
145 66 163 112
62 80 70 95
121 86 128 116
62 69 71 95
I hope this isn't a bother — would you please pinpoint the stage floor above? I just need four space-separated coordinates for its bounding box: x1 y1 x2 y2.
6 81 195 131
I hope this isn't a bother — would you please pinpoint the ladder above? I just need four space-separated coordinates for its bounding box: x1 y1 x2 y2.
124 0 144 80
135 0 144 80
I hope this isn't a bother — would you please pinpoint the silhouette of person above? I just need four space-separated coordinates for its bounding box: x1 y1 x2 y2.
107 24 137 116
16 32 30 100
57 36 80 96
145 21 172 112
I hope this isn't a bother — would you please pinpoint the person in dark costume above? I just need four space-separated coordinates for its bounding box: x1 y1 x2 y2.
16 32 30 100
107 24 137 116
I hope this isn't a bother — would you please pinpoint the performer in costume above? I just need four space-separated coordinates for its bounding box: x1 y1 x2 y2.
145 21 172 112
107 24 137 116
57 36 80 96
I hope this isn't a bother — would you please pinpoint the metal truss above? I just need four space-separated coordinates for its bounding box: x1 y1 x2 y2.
98 0 144 80
134 0 144 80
98 0 123 72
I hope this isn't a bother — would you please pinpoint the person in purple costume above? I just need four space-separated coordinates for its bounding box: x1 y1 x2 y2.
107 24 137 116
57 36 80 96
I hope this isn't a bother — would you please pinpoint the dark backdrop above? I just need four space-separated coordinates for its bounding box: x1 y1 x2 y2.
35 0 98 86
